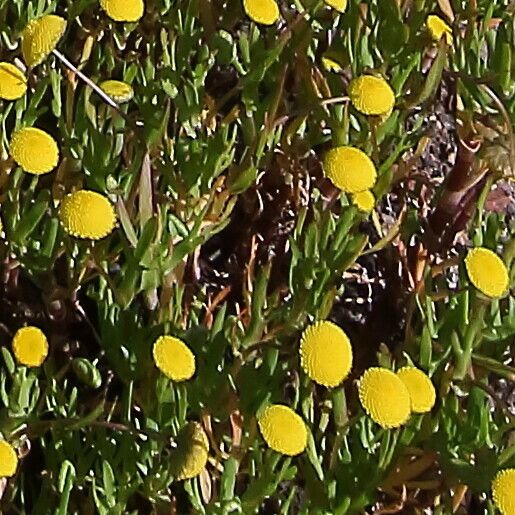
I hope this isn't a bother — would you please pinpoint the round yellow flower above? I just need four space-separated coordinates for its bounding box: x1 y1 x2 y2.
397 367 435 413
100 0 145 22
426 15 453 45
323 146 377 193
9 127 59 175
243 0 280 25
358 367 411 429
352 190 375 212
258 404 307 456
300 321 353 387
0 63 27 100
324 0 347 12
22 15 66 67
59 190 116 240
465 247 509 298
99 80 134 103
152 335 196 382
492 469 515 515
172 422 209 480
0 441 18 477
348 75 395 116
12 326 48 367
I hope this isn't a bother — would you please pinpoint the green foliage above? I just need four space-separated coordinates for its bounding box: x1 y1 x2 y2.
0 0 513 513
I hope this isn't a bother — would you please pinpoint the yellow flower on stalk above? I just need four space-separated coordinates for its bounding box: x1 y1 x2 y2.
491 469 515 515
348 75 395 116
99 80 134 103
426 15 453 45
152 335 196 382
300 321 352 387
258 404 307 456
397 367 436 413
352 190 375 212
59 190 116 240
0 441 18 477
323 146 377 193
324 0 347 12
22 15 66 67
243 0 280 25
172 422 210 480
0 63 27 100
358 367 411 429
9 127 59 174
99 0 145 22
12 326 48 367
465 247 509 298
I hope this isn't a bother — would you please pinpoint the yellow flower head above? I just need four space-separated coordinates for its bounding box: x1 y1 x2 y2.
0 63 27 100
172 422 209 480
397 367 435 413
492 469 515 515
323 146 377 193
465 247 509 298
300 321 353 387
243 0 280 25
99 80 134 103
348 75 395 116
324 0 347 13
358 367 411 429
258 404 307 456
12 326 48 367
59 190 116 240
352 190 375 212
152 335 196 382
0 441 18 477
322 56 343 73
10 127 59 174
426 15 453 45
22 15 66 67
100 0 145 22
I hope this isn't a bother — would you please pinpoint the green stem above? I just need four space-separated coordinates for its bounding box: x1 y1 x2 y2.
454 300 487 379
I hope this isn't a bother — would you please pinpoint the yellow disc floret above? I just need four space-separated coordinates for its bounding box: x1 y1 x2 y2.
352 190 375 212
258 404 307 456
323 146 377 193
348 75 395 116
12 326 48 367
99 0 145 22
243 0 280 25
491 469 515 515
397 367 436 413
172 422 210 480
10 127 59 174
300 321 353 387
426 15 453 45
358 367 411 428
0 441 18 477
465 247 509 298
152 335 196 382
99 80 134 103
0 63 27 100
59 190 116 240
324 0 347 13
22 15 66 67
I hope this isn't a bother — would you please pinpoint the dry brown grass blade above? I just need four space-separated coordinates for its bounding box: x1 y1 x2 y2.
437 0 455 21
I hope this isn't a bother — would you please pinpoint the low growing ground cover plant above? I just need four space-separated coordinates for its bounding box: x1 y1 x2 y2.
0 0 513 513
